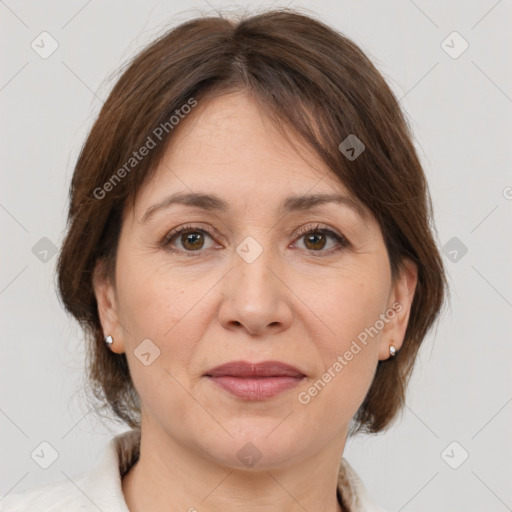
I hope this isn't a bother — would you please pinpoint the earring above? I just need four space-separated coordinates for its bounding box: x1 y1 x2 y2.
389 344 396 357
104 335 114 347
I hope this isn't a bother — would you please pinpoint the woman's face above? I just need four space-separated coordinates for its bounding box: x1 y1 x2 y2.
95 90 417 469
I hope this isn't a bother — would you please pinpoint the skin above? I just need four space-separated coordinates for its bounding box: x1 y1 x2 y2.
93 89 417 512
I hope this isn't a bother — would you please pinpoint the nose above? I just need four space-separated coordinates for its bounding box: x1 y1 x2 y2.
217 242 294 337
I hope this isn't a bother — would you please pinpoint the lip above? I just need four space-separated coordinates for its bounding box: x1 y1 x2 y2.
205 360 306 378
204 360 306 400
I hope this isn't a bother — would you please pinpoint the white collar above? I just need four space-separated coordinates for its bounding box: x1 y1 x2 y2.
1 429 384 512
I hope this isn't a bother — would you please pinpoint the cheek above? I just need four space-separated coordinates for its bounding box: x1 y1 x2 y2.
115 251 214 385
298 284 382 422
296 267 387 408
115 260 203 421
303 266 390 350
115 250 194 339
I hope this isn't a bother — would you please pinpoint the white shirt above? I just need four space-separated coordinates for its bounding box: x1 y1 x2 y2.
1 429 386 512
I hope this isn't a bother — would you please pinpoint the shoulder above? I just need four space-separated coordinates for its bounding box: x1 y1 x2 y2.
338 458 388 512
1 429 139 512
0 474 90 511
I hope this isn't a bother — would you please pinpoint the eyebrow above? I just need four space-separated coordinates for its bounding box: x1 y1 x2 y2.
140 191 369 224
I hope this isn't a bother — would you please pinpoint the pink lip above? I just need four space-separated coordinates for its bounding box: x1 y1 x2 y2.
204 360 306 400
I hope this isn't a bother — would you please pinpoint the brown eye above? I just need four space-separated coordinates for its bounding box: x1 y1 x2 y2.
294 224 350 254
161 225 217 255
303 232 327 251
180 231 206 251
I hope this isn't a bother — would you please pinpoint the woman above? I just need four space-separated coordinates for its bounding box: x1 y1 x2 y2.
2 7 447 512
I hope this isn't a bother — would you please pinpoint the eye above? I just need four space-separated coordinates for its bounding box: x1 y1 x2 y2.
293 224 350 254
161 224 219 255
160 223 351 257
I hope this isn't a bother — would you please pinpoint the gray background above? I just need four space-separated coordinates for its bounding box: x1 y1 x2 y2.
1 0 511 510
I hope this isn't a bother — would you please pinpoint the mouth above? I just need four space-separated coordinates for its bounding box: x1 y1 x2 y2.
204 360 306 400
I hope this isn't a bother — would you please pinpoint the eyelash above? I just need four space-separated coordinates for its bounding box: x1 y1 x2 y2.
159 223 351 257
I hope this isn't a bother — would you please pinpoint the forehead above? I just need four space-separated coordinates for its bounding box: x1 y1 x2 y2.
132 90 364 219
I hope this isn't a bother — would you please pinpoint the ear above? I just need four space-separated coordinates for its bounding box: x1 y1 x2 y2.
92 258 126 354
378 258 418 361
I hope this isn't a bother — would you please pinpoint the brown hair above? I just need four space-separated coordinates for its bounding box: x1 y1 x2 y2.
56 7 448 435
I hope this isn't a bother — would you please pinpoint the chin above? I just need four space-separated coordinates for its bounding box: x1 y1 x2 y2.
196 423 306 471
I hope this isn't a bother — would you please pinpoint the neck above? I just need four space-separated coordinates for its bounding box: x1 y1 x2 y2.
121 425 348 512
